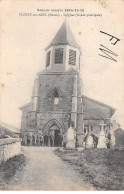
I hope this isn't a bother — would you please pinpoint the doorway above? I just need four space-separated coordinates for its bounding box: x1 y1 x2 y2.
49 125 60 147
54 129 60 147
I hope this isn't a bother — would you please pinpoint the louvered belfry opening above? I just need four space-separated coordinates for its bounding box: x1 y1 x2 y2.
54 48 64 64
69 49 76 66
46 51 51 67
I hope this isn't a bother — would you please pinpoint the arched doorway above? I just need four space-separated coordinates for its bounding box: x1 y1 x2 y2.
49 125 60 147
44 119 63 147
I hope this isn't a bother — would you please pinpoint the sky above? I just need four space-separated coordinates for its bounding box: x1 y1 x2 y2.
0 0 124 131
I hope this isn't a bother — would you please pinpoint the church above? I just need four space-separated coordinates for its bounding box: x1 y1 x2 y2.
20 20 115 147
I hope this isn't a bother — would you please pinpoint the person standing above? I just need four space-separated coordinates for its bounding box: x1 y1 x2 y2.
49 133 54 147
32 135 35 146
40 135 43 146
63 133 67 148
59 133 63 147
44 134 48 146
24 134 27 146
36 135 39 146
27 134 30 146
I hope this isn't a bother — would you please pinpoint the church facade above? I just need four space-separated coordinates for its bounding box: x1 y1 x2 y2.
20 21 115 147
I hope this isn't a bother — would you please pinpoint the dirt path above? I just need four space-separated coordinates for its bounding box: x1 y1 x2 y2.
6 147 95 190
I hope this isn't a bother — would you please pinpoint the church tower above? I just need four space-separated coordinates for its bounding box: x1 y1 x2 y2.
45 20 81 72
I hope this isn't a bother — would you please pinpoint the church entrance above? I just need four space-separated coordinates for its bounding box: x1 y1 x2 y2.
44 119 63 147
54 129 60 147
49 125 60 147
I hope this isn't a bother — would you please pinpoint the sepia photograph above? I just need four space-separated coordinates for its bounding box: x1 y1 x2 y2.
0 0 124 191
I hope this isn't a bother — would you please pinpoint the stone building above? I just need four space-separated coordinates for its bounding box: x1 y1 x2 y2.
0 123 20 138
20 21 115 147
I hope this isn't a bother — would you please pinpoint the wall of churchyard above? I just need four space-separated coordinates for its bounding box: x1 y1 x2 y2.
0 138 21 164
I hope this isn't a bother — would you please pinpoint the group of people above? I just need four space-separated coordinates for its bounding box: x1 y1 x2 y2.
43 133 63 147
24 132 63 147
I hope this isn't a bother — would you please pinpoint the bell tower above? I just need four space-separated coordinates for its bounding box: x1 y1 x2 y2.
45 20 81 72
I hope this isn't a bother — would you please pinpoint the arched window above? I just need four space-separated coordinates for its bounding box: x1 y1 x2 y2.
48 88 62 106
53 88 59 105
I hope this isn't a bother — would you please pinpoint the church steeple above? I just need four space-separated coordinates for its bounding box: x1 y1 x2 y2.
45 20 80 50
45 20 81 72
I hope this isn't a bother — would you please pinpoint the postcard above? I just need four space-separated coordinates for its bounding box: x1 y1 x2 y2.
0 0 124 191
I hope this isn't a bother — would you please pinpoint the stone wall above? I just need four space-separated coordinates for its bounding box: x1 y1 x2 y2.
0 138 21 164
38 72 75 112
37 112 70 133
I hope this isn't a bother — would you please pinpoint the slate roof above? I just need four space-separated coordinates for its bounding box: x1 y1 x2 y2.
0 123 20 136
45 20 80 50
82 95 115 120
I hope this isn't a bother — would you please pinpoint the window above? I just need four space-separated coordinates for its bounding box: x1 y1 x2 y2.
54 98 59 105
54 48 63 64
53 88 59 105
46 51 51 67
69 49 76 66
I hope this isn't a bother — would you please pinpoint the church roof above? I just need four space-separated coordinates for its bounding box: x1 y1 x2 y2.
82 95 115 120
0 122 20 135
45 20 80 50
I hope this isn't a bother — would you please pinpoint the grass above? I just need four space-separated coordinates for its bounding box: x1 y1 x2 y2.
55 148 124 190
0 154 26 190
